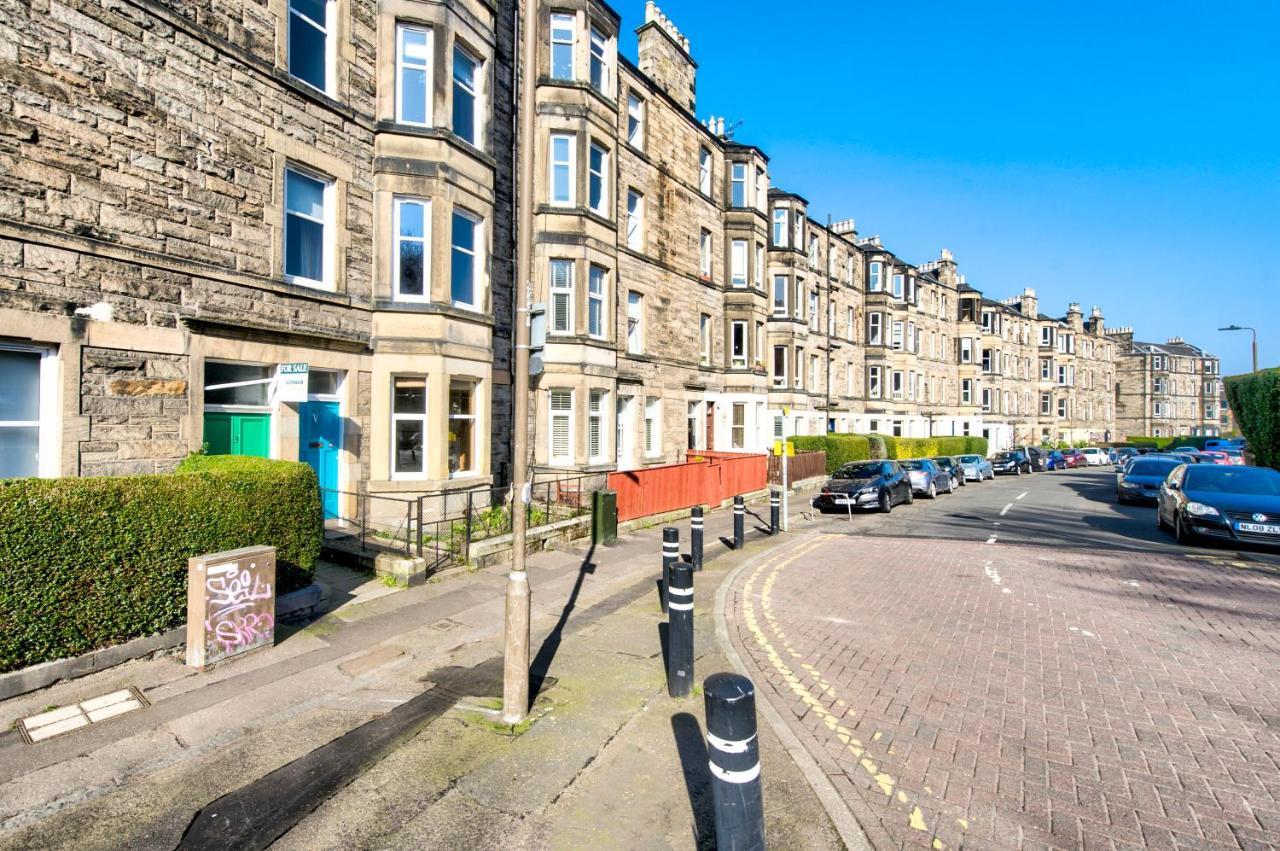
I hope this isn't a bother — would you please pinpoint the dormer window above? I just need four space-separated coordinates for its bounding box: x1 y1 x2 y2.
550 13 575 80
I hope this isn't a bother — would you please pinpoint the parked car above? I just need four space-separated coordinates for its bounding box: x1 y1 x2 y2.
1117 457 1183 504
1044 450 1067 470
1222 449 1246 466
1158 464 1280 548
1019 446 1047 472
1113 447 1140 471
1205 438 1246 452
1081 447 1107 467
931 456 967 488
813 461 913 514
1198 451 1232 465
990 451 1029 475
1060 449 1086 469
1172 446 1200 454
958 454 994 482
902 458 952 498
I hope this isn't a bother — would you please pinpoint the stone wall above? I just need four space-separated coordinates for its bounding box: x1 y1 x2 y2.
79 346 190 475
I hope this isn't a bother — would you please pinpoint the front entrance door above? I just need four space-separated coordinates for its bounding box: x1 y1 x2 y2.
705 401 715 451
203 412 270 458
616 395 634 471
300 401 341 518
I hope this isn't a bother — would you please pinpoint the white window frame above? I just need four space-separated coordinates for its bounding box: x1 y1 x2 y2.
549 258 574 335
626 290 644 354
699 147 712 196
730 239 748 287
283 164 334 290
392 196 431 303
287 0 334 94
772 275 787 316
772 346 787 388
730 320 748 369
754 243 764 288
395 23 432 127
730 403 746 450
587 265 607 339
626 91 645 149
447 379 478 478
868 312 883 346
0 343 58 479
549 13 575 81
588 388 607 462
868 261 882 292
549 132 576 207
450 208 483 310
626 190 643 250
644 396 660 457
588 140 609 215
391 375 429 480
700 228 713 278
549 389 574 464
700 313 711 365
452 42 481 146
891 273 904 300
731 162 748 208
772 208 788 247
589 26 610 94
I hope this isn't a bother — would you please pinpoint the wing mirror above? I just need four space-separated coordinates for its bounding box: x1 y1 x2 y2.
1166 481 1180 491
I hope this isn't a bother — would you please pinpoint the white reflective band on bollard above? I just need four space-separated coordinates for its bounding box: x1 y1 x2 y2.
707 731 757 753
667 601 694 611
708 761 761 784
667 586 693 598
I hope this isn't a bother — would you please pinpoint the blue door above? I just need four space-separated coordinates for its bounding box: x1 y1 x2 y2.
300 401 342 519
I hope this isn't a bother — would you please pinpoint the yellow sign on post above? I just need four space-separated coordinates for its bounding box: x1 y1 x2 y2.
772 440 794 457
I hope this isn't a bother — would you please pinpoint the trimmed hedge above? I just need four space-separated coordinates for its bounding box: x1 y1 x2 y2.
788 434 989 472
1225 369 1280 468
792 434 872 473
0 455 322 673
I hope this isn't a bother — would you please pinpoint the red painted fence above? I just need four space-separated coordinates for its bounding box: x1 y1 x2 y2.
606 452 769 522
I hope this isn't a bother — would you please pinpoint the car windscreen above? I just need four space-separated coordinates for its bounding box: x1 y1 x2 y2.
832 464 880 480
900 460 925 471
959 455 981 463
932 457 953 467
1186 466 1280 495
992 453 1014 460
1127 460 1179 478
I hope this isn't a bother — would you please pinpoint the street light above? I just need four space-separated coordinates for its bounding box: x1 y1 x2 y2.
1218 325 1258 373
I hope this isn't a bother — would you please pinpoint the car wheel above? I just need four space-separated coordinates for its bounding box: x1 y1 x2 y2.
879 491 892 514
904 486 914 505
926 482 937 499
1174 513 1193 546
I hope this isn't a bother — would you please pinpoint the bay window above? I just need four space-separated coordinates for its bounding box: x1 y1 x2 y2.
588 141 608 215
730 320 747 369
395 24 431 126
447 380 476 476
550 13 575 80
550 133 575 206
589 26 609 93
393 197 429 302
730 239 747 286
549 259 573 334
450 210 481 308
452 45 480 146
392 377 428 477
549 390 573 463
587 265 606 338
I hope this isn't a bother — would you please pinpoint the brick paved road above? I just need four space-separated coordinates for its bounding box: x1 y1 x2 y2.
727 532 1280 850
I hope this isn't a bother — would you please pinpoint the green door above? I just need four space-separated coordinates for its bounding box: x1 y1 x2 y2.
203 413 271 458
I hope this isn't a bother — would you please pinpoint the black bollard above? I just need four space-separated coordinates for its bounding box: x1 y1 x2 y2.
704 673 766 850
666 562 694 697
691 506 704 571
769 490 780 535
661 526 679 614
733 496 745 550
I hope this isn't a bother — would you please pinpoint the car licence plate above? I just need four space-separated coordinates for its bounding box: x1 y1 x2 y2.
1236 522 1280 535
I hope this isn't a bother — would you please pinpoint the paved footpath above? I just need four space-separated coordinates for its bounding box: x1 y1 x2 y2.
726 531 1280 850
0 498 844 850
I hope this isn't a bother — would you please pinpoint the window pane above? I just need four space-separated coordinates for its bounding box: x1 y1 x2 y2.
0 427 39 479
552 43 573 79
452 48 477 143
451 213 477 304
204 362 269 406
289 13 326 90
395 420 423 474
286 214 324 280
399 239 424 296
398 200 424 236
398 26 430 124
0 350 40 421
292 0 325 24
393 377 426 414
286 170 325 218
308 369 339 396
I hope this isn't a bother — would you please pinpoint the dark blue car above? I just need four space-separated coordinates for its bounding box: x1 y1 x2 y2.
1117 457 1182 504
1158 465 1280 548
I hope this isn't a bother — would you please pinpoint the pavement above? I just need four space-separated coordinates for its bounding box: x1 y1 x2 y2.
727 468 1280 850
0 496 844 850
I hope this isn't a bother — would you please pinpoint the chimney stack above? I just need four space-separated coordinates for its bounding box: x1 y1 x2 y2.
637 2 697 112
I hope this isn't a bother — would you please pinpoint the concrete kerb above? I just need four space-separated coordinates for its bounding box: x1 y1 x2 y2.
711 535 874 851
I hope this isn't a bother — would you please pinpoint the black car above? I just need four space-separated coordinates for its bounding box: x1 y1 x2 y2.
931 456 967 488
813 460 913 514
1117 457 1182 504
990 450 1029 475
1157 464 1280 548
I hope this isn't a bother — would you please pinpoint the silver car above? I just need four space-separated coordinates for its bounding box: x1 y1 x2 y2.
958 453 994 481
901 458 952 499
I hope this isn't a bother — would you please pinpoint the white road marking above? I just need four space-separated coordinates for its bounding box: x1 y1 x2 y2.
1016 492 1028 500
1000 503 1013 516
985 535 998 544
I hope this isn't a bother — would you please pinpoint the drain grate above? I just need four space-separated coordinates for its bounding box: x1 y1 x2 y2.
17 686 150 744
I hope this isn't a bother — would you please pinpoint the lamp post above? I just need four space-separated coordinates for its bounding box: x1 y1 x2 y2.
1218 325 1258 373
502 0 537 725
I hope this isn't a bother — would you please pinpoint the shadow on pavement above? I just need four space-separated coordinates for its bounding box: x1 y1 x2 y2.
529 545 596 707
670 712 716 850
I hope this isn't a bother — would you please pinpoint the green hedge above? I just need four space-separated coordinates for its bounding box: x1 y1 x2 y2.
788 434 988 472
1123 436 1211 451
1225 369 1280 468
0 455 322 673
791 435 872 473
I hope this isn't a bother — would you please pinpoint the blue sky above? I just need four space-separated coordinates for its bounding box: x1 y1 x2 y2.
621 1 1279 375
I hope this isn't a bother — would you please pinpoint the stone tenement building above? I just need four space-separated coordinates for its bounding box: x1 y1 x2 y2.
1110 331 1225 439
0 0 1219 495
